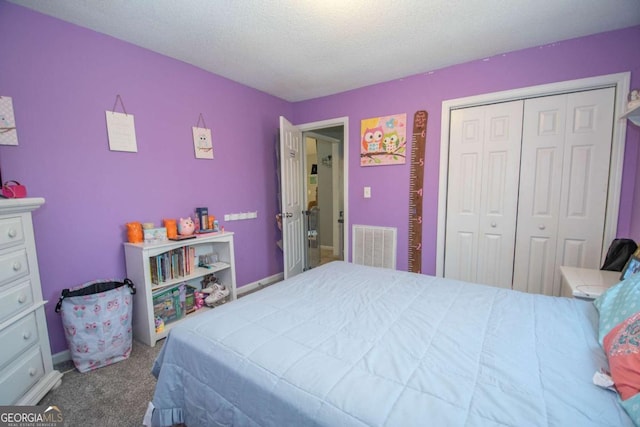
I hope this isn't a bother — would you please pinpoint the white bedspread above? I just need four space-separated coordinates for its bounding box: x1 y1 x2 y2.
151 261 632 426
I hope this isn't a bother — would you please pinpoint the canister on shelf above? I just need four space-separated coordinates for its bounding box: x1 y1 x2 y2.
163 219 178 239
126 222 143 243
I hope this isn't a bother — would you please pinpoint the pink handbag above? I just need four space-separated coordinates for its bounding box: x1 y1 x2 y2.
1 181 27 198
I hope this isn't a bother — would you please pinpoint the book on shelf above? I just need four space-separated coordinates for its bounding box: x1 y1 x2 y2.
149 245 196 285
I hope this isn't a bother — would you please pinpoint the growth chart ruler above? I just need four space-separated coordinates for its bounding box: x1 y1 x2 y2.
408 110 428 274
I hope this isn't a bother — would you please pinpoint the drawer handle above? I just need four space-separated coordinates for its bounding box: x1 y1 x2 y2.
12 261 22 272
8 228 17 238
29 368 37 377
538 224 546 230
17 294 27 304
23 331 32 340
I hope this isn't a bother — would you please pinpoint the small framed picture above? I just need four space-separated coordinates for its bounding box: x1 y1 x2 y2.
620 255 640 280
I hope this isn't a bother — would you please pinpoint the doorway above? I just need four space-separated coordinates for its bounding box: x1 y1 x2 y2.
303 131 344 268
278 116 349 279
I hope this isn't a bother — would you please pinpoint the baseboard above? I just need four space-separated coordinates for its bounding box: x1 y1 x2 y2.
237 272 284 295
52 349 71 365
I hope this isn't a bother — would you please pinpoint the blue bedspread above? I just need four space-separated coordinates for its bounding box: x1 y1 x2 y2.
151 261 632 426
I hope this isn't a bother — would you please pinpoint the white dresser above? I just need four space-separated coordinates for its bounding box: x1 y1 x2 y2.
0 198 62 404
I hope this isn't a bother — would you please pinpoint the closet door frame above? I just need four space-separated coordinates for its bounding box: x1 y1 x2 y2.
436 72 630 277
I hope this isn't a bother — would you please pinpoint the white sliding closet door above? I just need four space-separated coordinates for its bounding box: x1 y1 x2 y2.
513 88 615 295
445 101 523 288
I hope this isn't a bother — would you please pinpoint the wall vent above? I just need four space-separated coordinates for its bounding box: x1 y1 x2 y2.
352 225 397 269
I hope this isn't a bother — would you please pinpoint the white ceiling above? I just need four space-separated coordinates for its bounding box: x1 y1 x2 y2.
9 0 640 102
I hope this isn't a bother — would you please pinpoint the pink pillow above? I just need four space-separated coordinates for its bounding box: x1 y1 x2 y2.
603 311 640 400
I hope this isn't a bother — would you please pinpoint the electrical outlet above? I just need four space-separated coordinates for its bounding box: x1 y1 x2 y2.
364 186 371 198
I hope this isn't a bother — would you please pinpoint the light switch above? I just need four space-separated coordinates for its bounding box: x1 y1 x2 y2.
364 186 371 198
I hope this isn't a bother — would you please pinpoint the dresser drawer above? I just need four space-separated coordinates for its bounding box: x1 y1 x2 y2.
0 312 38 370
0 249 29 288
0 281 34 324
0 216 24 251
0 346 44 404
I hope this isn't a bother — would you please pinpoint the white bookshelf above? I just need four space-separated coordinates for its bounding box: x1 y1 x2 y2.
124 231 236 346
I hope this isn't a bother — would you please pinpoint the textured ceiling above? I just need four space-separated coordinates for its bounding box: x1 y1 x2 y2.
8 0 640 102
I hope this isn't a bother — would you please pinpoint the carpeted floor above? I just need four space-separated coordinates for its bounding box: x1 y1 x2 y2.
39 340 164 427
38 285 275 427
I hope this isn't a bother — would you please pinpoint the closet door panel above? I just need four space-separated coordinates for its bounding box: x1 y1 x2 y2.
477 102 523 288
455 232 476 282
445 108 484 281
515 87 614 296
555 87 615 293
559 238 587 268
446 101 523 288
513 96 566 294
520 237 553 294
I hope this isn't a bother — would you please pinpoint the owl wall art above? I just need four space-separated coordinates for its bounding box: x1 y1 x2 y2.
360 113 406 166
192 126 213 159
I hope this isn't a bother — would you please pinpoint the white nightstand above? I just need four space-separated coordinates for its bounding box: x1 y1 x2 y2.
559 266 621 300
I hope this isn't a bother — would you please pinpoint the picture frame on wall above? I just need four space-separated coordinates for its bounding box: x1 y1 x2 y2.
620 255 640 280
0 96 19 146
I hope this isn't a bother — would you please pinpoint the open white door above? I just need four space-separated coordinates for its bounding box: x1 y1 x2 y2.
279 116 304 279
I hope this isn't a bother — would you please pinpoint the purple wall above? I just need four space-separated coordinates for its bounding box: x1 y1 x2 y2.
0 2 291 354
294 25 640 275
2 1 639 356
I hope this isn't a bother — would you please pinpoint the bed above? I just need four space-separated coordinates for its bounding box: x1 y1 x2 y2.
149 261 635 426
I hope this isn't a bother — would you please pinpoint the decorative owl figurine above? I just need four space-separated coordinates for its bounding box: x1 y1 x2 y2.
177 217 195 235
361 126 384 152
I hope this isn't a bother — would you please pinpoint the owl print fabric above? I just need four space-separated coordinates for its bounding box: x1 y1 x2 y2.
59 280 134 373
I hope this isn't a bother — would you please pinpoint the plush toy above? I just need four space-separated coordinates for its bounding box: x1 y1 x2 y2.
177 217 195 236
154 316 164 333
194 291 205 310
628 89 640 110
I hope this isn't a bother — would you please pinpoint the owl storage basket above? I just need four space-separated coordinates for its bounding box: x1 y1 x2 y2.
55 279 136 373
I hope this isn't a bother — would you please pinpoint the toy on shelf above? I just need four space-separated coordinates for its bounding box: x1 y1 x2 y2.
193 291 205 310
629 89 640 108
177 217 195 235
144 227 167 244
155 316 165 333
